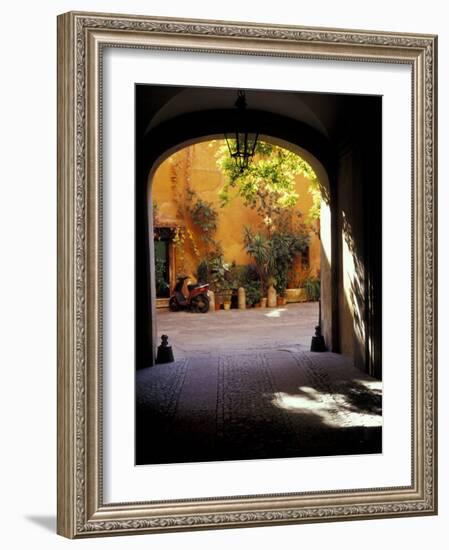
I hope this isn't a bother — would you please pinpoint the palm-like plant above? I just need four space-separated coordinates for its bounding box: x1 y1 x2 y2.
243 227 275 295
303 276 321 301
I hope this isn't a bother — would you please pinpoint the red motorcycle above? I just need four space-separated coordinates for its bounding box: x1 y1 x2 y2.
169 275 210 313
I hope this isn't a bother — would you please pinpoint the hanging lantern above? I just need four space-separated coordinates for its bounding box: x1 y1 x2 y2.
225 90 259 173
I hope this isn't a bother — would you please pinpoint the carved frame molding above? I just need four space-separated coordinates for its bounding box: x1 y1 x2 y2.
57 11 437 538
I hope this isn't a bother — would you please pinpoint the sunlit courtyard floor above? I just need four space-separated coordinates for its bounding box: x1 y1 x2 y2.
136 303 382 464
155 302 321 360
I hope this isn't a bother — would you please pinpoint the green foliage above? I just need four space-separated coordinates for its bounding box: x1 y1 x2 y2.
226 263 263 291
303 276 321 301
307 178 322 222
271 230 309 296
185 187 222 261
216 139 319 295
155 257 168 296
185 140 320 302
269 210 310 295
244 281 261 307
227 264 246 289
243 211 310 297
196 259 209 284
197 256 263 307
244 264 260 284
188 194 218 237
196 254 230 292
216 140 320 229
243 227 276 294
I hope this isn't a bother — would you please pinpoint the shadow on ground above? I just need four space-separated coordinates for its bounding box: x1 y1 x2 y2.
25 515 56 533
136 350 382 465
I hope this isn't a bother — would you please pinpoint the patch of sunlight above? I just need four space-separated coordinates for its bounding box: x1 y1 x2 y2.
264 308 287 318
352 379 382 391
342 235 355 316
271 385 382 429
320 201 331 265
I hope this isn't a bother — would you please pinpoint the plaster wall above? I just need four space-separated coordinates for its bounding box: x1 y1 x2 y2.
338 149 366 370
152 140 320 286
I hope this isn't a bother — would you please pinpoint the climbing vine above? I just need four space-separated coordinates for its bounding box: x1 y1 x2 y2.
216 140 317 295
168 149 202 274
185 189 222 258
216 140 321 232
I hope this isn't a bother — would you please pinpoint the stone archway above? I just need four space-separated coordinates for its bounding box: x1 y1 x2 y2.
136 90 382 380
138 115 337 368
147 136 334 363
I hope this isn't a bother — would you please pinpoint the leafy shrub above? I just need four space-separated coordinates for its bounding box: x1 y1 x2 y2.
196 254 230 292
303 276 320 301
244 282 261 307
244 264 260 283
196 259 209 284
243 227 275 294
189 197 218 236
155 257 169 296
228 263 260 289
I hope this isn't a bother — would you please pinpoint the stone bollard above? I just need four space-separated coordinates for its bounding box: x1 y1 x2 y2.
267 284 277 307
238 287 246 309
155 334 174 364
208 290 215 312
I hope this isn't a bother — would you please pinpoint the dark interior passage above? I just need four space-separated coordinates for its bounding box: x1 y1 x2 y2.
136 349 381 464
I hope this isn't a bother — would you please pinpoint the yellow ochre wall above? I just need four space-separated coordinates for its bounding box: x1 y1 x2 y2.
151 140 320 287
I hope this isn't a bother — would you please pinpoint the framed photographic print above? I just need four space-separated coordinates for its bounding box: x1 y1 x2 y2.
57 11 438 538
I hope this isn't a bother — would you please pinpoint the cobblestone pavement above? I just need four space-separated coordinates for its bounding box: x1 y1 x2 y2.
155 302 320 359
137 305 382 465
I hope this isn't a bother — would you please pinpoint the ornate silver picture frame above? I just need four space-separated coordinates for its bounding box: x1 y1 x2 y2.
57 11 437 538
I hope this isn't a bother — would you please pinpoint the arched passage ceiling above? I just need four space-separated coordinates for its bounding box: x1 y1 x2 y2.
136 85 346 141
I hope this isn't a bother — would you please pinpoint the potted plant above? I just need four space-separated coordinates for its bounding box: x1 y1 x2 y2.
303 275 321 301
204 254 230 305
270 229 309 305
244 282 261 308
243 227 274 300
277 295 287 306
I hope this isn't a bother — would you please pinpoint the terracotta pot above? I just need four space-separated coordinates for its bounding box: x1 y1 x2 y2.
277 296 287 306
285 288 307 303
214 301 221 311
260 297 267 308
